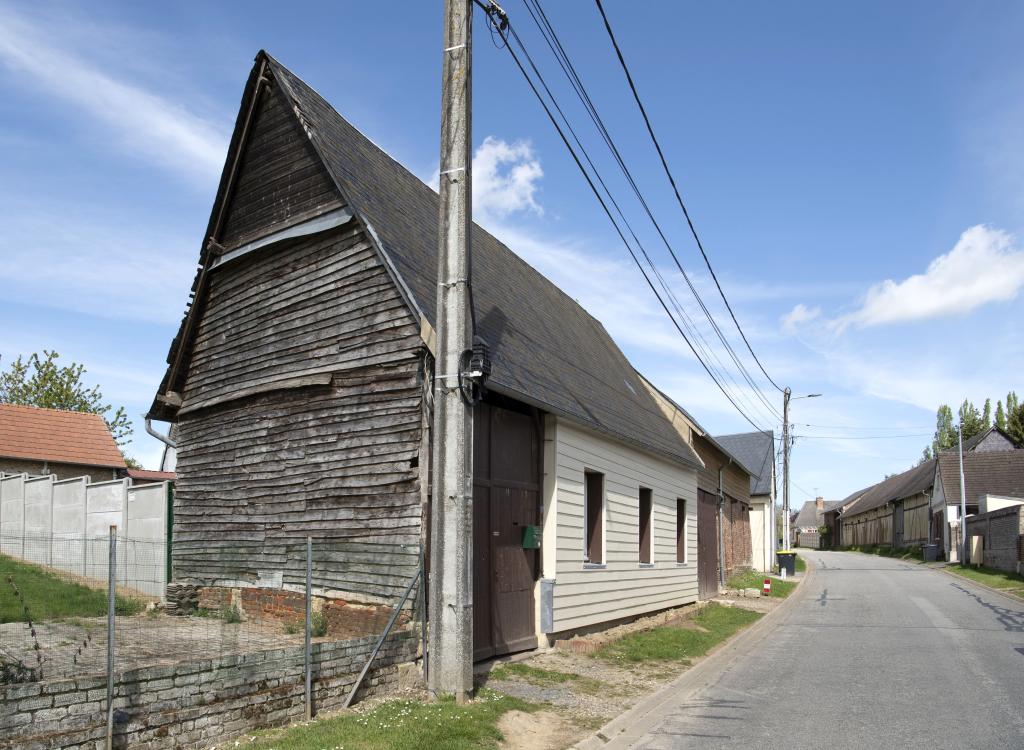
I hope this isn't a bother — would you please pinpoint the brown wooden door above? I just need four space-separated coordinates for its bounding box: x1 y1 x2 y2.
472 400 541 661
697 489 719 599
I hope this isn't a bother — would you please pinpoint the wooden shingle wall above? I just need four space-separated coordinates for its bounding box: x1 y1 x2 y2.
170 81 424 600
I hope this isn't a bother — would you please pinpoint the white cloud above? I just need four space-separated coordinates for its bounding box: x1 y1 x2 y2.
0 6 227 186
430 136 544 223
837 225 1024 330
472 136 543 221
780 303 821 333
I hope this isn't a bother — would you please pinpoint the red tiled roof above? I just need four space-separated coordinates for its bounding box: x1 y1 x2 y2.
126 469 176 482
0 404 127 469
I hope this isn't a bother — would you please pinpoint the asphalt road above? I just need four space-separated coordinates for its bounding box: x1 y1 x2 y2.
621 551 1024 749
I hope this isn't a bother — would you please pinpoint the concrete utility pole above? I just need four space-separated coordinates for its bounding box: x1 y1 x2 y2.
428 0 474 702
958 424 968 565
782 387 791 550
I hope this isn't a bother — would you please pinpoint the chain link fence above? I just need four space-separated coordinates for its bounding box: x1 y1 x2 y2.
1 529 423 748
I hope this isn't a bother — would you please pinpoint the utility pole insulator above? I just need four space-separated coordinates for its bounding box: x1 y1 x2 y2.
428 0 475 703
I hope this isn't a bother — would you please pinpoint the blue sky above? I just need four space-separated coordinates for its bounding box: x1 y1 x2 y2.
1 1 1022 505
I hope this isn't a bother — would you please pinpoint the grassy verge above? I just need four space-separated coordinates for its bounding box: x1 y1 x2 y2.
0 554 143 623
596 603 761 665
839 545 923 561
943 565 1024 599
795 554 807 572
726 570 796 598
489 663 605 695
244 691 538 750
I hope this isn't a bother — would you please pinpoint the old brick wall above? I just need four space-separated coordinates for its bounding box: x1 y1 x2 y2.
0 633 417 750
722 496 752 577
967 506 1024 573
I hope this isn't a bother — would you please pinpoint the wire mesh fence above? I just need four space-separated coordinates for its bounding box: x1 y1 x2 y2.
1 528 424 745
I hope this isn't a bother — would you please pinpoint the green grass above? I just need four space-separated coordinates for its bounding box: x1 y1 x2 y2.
726 569 797 598
944 565 1024 599
245 691 538 750
795 554 807 572
596 603 762 665
489 662 606 695
0 554 143 623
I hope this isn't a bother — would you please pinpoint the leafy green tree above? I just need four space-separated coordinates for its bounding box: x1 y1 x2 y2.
1008 401 1024 445
957 400 986 443
1008 391 1020 418
0 351 133 448
983 398 992 427
931 404 957 454
995 400 1007 431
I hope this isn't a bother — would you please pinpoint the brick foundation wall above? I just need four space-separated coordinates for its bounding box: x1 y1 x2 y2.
191 586 396 639
0 633 418 750
967 506 1024 574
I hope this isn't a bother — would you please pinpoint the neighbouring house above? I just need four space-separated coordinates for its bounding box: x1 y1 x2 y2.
0 403 126 482
716 431 776 572
961 426 1021 453
831 460 935 549
792 497 842 549
931 450 1024 562
147 51 707 661
641 381 755 595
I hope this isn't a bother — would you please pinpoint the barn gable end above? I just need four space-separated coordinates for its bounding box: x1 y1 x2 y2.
160 62 425 599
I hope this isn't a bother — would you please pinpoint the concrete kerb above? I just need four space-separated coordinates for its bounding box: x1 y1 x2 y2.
573 560 815 750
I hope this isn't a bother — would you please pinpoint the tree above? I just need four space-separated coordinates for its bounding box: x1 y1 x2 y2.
996 400 1007 431
1008 391 1020 418
983 398 992 427
957 399 986 443
931 404 957 454
1008 401 1024 446
0 351 132 448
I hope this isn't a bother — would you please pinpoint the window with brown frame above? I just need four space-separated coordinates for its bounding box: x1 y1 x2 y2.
584 471 604 564
639 487 653 564
676 498 687 563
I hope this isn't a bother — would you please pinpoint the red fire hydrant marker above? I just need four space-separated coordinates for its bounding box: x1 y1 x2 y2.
763 578 772 596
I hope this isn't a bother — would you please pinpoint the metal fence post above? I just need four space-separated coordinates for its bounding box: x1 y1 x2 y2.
305 536 312 721
106 525 117 750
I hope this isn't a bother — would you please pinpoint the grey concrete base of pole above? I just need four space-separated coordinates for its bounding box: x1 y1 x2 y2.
106 526 117 750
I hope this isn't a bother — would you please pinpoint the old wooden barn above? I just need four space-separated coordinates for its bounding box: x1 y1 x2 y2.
148 52 709 660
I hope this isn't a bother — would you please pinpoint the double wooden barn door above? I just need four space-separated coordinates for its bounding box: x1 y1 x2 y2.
697 489 720 599
472 400 541 661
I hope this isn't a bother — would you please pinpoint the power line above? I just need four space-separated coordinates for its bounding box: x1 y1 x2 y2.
473 0 770 432
794 422 933 431
521 0 782 422
592 0 784 395
794 433 932 441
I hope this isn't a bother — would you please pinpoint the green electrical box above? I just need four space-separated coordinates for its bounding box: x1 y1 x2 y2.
521 525 542 549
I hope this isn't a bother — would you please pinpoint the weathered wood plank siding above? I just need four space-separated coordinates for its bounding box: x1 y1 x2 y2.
546 419 698 633
691 436 749 501
172 223 424 598
219 83 342 248
170 80 424 600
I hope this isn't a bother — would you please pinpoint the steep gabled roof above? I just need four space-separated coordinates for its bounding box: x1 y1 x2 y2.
151 52 701 469
793 499 841 529
715 431 774 497
842 459 936 517
0 404 126 469
936 450 1024 506
962 426 1021 452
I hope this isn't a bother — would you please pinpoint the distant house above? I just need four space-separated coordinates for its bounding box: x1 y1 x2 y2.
930 450 1024 562
0 404 126 482
126 469 177 485
148 51 707 660
716 431 776 572
792 497 845 548
961 426 1020 453
832 460 935 549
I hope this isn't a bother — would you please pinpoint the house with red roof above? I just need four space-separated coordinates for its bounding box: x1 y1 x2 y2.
0 404 127 482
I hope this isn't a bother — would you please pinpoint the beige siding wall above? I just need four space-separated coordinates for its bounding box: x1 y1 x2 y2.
545 419 699 634
749 500 768 571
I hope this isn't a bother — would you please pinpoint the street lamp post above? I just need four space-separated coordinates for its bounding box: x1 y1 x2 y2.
782 389 821 553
